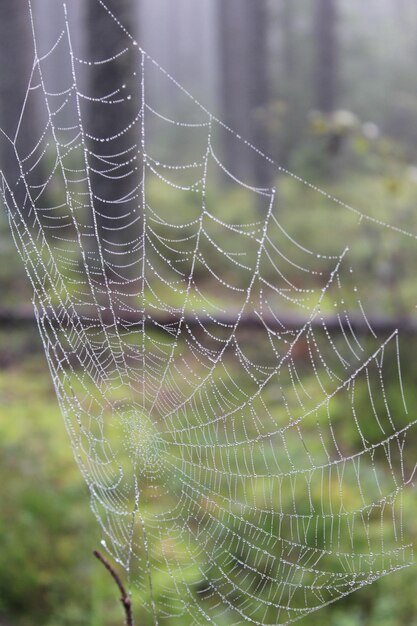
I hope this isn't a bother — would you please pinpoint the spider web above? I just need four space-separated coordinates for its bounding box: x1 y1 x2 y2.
1 1 417 624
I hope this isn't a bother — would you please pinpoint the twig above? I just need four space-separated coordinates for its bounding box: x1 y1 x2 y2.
93 550 134 626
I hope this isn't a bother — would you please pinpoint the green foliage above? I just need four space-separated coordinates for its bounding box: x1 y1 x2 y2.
0 356 122 626
1 325 417 625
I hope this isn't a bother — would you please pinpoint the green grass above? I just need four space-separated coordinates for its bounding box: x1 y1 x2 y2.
0 351 123 626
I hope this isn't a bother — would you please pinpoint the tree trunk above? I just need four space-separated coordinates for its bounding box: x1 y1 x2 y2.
315 0 338 113
0 0 34 210
84 0 141 254
217 0 271 188
245 1 271 188
217 0 249 179
282 0 295 83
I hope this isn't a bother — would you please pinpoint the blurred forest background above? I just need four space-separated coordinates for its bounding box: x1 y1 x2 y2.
2 1 417 625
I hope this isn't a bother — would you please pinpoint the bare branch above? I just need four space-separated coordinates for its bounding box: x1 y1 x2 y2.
93 550 134 626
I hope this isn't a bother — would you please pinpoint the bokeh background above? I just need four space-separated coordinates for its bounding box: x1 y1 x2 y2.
2 1 417 625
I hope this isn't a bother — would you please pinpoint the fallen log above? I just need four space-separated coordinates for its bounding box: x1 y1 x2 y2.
0 307 416 335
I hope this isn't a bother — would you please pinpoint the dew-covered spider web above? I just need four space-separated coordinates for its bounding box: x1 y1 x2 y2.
2 1 417 625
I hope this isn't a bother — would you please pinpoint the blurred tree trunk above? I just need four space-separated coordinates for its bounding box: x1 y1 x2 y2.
314 0 344 163
217 0 271 188
245 1 271 188
282 0 295 83
278 0 296 166
84 0 140 251
217 0 249 178
167 0 180 78
0 0 34 210
315 0 338 114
